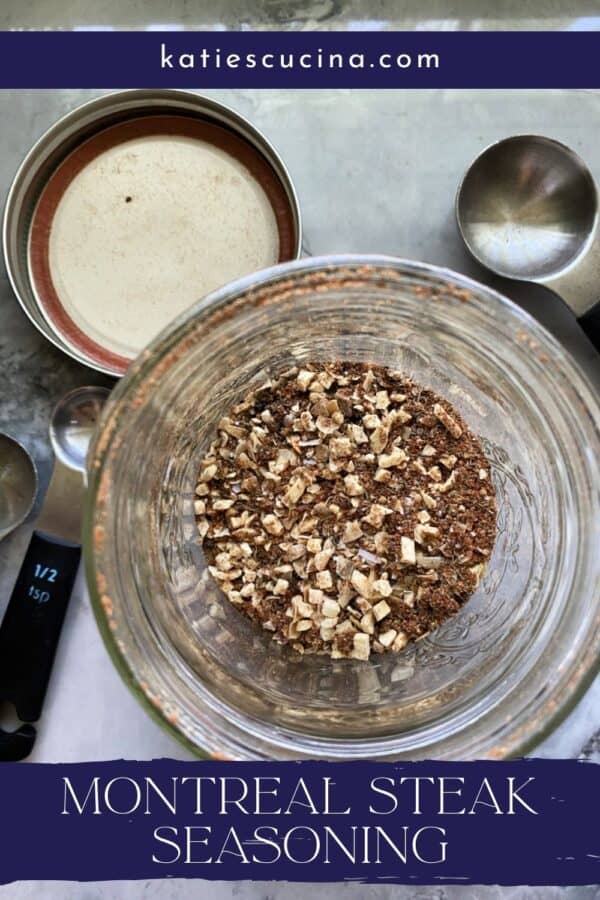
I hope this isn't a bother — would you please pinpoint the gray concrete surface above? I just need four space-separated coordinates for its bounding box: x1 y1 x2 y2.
2 0 600 30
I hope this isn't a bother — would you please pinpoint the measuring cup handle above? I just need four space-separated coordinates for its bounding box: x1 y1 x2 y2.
0 530 80 760
579 301 600 352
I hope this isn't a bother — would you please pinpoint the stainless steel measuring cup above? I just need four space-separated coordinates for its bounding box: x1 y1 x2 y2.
456 134 600 351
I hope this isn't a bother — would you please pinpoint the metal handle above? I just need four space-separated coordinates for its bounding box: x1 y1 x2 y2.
0 530 80 760
542 234 600 322
578 300 600 352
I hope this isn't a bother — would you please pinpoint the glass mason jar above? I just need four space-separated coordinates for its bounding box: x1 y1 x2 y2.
84 256 600 760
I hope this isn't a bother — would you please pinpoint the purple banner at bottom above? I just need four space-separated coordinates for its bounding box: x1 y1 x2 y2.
1 758 598 885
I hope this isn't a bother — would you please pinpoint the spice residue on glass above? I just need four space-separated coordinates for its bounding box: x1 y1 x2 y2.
195 363 497 661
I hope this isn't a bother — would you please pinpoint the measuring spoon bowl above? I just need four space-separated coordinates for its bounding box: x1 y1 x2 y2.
0 434 37 542
456 134 600 350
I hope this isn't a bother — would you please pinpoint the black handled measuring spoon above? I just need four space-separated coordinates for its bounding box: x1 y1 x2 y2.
0 386 109 761
456 135 600 351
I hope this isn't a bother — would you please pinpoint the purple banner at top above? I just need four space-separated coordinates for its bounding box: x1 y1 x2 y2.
0 758 598 885
0 31 599 88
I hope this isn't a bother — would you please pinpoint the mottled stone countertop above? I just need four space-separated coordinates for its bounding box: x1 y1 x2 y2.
1 87 599 900
2 0 600 30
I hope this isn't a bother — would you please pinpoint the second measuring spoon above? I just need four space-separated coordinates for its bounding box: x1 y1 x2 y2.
0 434 37 542
456 134 600 351
0 386 109 761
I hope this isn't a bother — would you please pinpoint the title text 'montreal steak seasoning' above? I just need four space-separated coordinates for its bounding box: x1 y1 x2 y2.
195 363 497 661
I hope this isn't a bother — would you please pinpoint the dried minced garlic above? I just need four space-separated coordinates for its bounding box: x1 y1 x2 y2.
195 362 496 660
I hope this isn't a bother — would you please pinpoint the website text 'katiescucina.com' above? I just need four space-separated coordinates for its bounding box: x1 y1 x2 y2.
159 43 441 73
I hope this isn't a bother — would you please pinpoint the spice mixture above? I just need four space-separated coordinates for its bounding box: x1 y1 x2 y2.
195 363 496 661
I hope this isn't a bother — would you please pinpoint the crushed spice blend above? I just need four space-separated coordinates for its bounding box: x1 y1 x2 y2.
195 363 496 660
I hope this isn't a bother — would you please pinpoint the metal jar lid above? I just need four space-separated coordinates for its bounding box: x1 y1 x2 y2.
3 89 303 377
